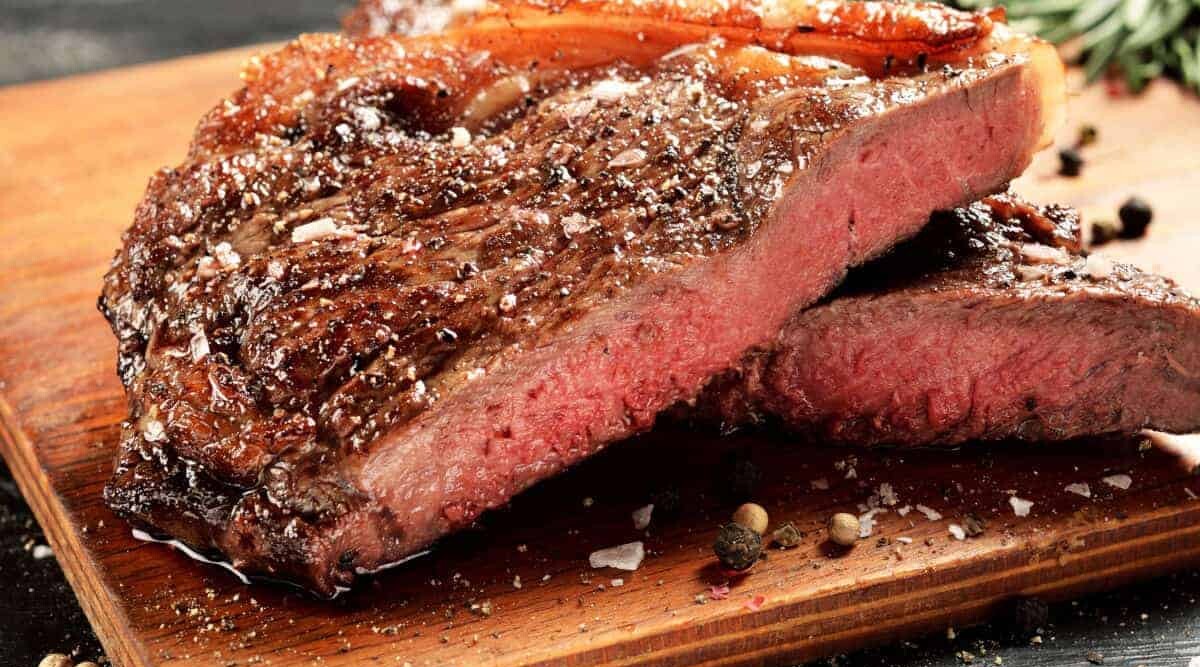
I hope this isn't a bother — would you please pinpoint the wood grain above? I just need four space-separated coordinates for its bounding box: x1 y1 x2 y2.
2 51 1200 667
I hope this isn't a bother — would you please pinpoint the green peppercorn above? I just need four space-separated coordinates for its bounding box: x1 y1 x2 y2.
1118 197 1153 239
1058 148 1083 177
713 522 761 571
1090 219 1119 246
772 522 803 548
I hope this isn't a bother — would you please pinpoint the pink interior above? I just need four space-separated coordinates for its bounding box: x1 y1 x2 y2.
354 60 1049 563
763 290 1200 445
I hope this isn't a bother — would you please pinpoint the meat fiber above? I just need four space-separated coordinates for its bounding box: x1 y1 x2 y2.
100 0 1064 593
694 195 1200 445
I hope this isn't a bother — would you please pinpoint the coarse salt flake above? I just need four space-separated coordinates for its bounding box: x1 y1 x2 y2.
1065 482 1092 498
143 419 166 442
32 544 53 560
1009 496 1034 517
291 218 355 243
589 541 644 571
1102 474 1132 490
608 148 647 169
189 330 210 362
948 524 966 540
1021 243 1069 264
915 504 942 521
1084 254 1114 280
450 126 471 148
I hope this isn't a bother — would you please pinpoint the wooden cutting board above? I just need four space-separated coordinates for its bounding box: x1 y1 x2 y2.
3 48 1200 667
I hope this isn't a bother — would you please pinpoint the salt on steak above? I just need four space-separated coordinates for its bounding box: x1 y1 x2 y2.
100 0 1065 593
693 195 1200 445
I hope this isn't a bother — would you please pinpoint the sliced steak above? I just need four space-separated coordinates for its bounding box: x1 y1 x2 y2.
100 0 1064 593
694 195 1200 445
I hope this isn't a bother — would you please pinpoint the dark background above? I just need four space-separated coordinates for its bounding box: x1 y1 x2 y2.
3 1 1200 665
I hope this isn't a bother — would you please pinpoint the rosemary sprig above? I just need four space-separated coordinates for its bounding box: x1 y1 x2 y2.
952 0 1200 94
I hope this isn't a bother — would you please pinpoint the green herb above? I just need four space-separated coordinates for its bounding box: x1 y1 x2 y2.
952 0 1200 94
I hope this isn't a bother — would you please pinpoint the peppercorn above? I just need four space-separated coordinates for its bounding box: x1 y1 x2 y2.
38 655 72 667
1058 148 1084 177
1090 219 1119 246
1118 197 1153 238
713 522 762 571
1077 124 1098 148
828 512 860 546
732 502 769 535
772 522 803 548
1010 596 1049 636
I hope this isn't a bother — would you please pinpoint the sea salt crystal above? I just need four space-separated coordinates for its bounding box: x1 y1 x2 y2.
1009 496 1034 517
1021 243 1069 264
292 218 356 243
915 504 942 521
450 126 472 148
143 419 166 443
948 524 966 540
1084 254 1114 280
589 78 641 102
213 241 241 269
608 148 648 169
499 293 518 313
561 213 598 238
897 536 913 545
1102 474 1132 490
589 541 645 571
466 367 486 381
631 504 654 531
189 330 210 362
1065 483 1092 498
859 508 886 538
897 505 912 517
610 578 624 587
32 544 53 560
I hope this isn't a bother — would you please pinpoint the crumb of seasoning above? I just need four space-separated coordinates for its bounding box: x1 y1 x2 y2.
948 524 967 541
468 600 493 617
632 504 654 530
1086 649 1104 664
512 575 522 589
744 595 765 611
1065 482 1092 498
610 578 624 587
1077 124 1098 147
1102 474 1132 490
1009 496 1034 517
582 496 594 508
771 522 803 548
31 544 53 560
710 584 730 600
589 541 645 571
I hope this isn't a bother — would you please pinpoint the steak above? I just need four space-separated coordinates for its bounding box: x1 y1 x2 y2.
693 195 1200 445
100 0 1064 593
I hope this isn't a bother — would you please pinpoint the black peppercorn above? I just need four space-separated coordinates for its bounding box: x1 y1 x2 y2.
1090 219 1119 246
713 523 761 571
1118 197 1153 238
1058 148 1084 177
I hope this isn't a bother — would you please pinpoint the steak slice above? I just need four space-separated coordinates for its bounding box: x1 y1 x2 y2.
694 194 1200 445
100 0 1064 593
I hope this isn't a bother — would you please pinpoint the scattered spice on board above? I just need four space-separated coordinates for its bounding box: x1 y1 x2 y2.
710 584 730 600
744 595 766 611
828 513 860 546
1102 474 1132 490
732 503 769 535
1009 496 1034 517
1065 482 1092 498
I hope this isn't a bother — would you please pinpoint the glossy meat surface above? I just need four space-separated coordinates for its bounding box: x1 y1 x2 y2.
101 0 1063 593
695 196 1200 445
